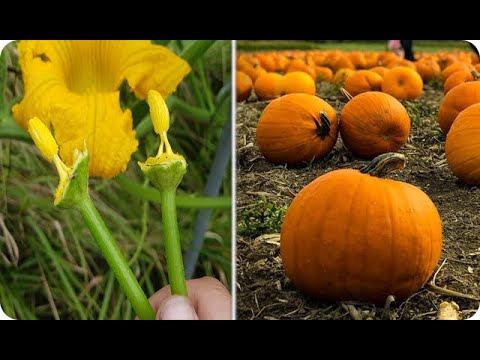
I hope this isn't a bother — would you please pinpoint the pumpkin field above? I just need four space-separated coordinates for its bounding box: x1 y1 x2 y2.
236 41 480 320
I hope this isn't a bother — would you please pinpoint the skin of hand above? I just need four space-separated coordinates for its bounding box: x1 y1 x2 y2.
148 276 232 320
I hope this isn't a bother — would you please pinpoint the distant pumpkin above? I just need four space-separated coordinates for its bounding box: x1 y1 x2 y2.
344 70 383 96
333 68 355 85
315 66 334 82
236 71 253 102
415 59 441 82
381 67 423 100
443 70 475 94
282 71 316 95
254 72 284 100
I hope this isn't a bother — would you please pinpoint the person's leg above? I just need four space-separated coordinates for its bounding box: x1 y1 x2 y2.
401 40 414 61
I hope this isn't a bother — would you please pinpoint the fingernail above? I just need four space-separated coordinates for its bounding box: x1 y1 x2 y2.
158 296 197 320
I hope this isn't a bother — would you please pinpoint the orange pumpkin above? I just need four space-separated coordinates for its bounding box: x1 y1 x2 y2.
340 92 411 159
333 68 355 85
349 52 367 69
315 66 334 82
344 70 383 96
281 152 442 304
442 62 473 81
282 71 316 95
243 65 267 83
256 54 276 72
387 59 417 71
256 93 338 166
446 103 480 184
415 59 441 82
438 81 480 134
381 67 423 100
287 59 317 81
443 70 475 94
370 66 389 78
253 72 284 100
332 55 355 72
236 71 253 102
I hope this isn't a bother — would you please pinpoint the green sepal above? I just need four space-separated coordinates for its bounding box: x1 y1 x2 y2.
54 150 90 208
138 159 187 193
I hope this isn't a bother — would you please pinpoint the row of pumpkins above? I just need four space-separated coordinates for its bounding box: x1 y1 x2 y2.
237 49 480 306
237 49 480 102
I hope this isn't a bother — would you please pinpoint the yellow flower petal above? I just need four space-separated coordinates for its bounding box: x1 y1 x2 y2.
27 117 58 162
52 92 139 179
13 40 191 178
147 90 170 134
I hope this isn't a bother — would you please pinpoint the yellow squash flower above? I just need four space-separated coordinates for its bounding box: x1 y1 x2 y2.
13 40 191 178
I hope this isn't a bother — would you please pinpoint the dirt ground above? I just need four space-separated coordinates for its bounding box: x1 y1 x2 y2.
236 82 480 320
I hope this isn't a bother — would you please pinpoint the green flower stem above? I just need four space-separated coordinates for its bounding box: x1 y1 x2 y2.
169 95 211 121
115 175 231 209
78 196 155 320
160 190 188 296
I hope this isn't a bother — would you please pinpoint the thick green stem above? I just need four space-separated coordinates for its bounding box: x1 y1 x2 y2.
160 190 188 296
78 196 155 320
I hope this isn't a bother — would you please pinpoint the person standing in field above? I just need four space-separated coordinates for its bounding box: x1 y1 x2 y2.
400 40 414 61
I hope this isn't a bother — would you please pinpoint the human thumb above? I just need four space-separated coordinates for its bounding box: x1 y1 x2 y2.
156 295 199 320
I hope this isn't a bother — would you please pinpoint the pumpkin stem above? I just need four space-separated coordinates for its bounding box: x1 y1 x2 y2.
340 87 353 101
360 152 406 177
472 70 480 81
314 111 331 139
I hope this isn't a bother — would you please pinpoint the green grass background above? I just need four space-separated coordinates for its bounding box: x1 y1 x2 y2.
0 40 231 320
237 40 472 52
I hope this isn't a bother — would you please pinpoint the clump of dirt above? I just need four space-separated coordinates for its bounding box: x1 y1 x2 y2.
236 82 480 320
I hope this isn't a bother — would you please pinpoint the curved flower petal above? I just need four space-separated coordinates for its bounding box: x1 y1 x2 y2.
13 40 191 178
52 92 138 179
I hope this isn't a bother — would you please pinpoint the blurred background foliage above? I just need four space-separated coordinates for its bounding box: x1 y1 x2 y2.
0 40 231 320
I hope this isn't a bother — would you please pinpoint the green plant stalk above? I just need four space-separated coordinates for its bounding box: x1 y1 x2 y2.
115 175 231 208
0 122 31 142
160 190 188 296
78 196 155 320
180 40 216 65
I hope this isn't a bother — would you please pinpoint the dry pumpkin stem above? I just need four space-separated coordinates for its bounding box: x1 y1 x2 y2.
340 87 353 101
313 111 331 139
360 152 406 177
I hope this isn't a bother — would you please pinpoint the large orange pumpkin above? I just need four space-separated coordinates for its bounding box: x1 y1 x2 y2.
254 72 284 100
282 71 316 95
381 67 423 100
340 92 411 159
446 103 480 184
256 93 338 166
236 71 253 102
344 70 383 96
438 81 480 134
281 152 442 304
